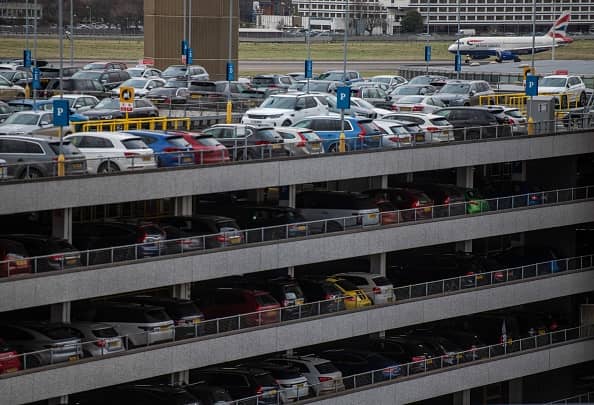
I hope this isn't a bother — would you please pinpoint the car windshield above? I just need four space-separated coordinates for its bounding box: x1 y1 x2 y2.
72 71 102 80
2 112 39 125
0 71 16 81
252 77 275 86
164 79 187 88
506 109 524 118
49 141 80 155
95 98 119 109
372 77 391 84
353 98 375 110
122 79 148 88
308 81 332 92
163 66 187 76
388 125 409 135
260 96 296 109
318 72 344 81
0 75 11 86
394 86 422 95
127 69 143 77
440 83 471 94
397 96 424 104
122 138 149 149
83 63 107 70
540 77 567 87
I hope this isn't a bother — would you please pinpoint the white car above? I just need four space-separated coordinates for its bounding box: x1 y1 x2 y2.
391 95 446 114
49 94 99 113
69 322 126 357
0 110 63 137
241 93 328 127
350 97 393 118
64 132 157 174
110 78 166 98
382 112 454 143
275 127 324 156
331 272 395 305
538 74 587 107
373 119 413 147
503 107 527 135
125 66 162 79
370 75 408 90
266 356 345 396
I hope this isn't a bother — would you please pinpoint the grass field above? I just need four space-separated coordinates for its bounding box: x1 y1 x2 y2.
1 36 593 62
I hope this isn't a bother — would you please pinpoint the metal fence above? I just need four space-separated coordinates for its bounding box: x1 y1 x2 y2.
1 115 592 183
549 392 594 404
1 185 592 278
1 255 592 376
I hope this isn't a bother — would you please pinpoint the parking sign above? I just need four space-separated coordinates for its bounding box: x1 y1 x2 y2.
53 99 70 127
336 86 351 110
32 67 40 90
525 74 538 97
304 59 313 79
226 62 235 81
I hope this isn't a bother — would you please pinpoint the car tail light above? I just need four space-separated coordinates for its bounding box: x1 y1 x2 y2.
94 339 106 348
549 321 558 331
444 196 451 205
494 271 505 281
372 287 381 295
465 271 475 276
388 136 400 142
391 105 398 111
426 126 440 132
412 355 425 362
137 231 148 243
255 386 264 395
48 254 64 262
216 234 227 243
296 132 307 147
124 152 139 158
412 105 424 112
282 299 290 307
345 296 356 302
357 123 367 139
255 140 271 145
318 376 332 382
411 200 420 208
324 294 336 300
163 97 171 103
530 194 539 200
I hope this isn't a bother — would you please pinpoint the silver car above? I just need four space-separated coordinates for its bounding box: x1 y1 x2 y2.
267 356 345 396
69 322 126 357
0 322 83 368
0 110 70 137
332 272 395 305
275 127 324 156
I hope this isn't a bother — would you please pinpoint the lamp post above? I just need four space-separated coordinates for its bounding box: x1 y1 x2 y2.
226 0 233 124
86 5 91 27
306 0 312 93
456 0 460 79
339 0 349 150
531 0 536 72
70 0 74 66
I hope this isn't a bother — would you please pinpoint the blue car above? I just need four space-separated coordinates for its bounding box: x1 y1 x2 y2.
125 130 196 167
292 115 383 152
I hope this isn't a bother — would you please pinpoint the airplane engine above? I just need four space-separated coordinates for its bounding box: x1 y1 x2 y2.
496 50 521 62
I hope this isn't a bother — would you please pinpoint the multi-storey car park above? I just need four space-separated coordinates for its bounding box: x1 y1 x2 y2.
0 120 593 405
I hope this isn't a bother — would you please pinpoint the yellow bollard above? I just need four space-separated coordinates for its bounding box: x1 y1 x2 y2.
226 100 233 124
338 133 346 153
527 117 535 136
24 84 31 99
57 153 65 177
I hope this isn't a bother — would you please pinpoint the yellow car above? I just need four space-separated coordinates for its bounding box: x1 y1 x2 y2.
326 277 373 310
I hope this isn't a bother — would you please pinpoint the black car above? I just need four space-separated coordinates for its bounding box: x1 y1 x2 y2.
70 384 200 405
2 234 81 272
202 125 287 161
38 66 80 89
220 206 308 242
146 78 190 104
190 367 280 405
72 69 131 91
478 180 545 210
316 349 402 388
82 97 159 120
43 78 110 99
405 183 466 217
187 80 267 104
251 74 294 92
150 215 243 249
434 107 508 140
365 335 440 374
490 245 563 275
183 382 233 405
296 278 346 315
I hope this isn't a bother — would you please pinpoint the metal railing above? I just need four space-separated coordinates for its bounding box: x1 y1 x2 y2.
1 254 592 376
1 184 592 278
225 324 594 405
479 91 583 111
1 114 593 183
549 391 594 404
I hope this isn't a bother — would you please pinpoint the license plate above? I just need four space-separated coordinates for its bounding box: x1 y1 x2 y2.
66 258 77 265
71 163 82 169
297 383 305 388
423 207 431 213
15 259 27 266
538 329 546 335
426 359 433 365
191 94 202 99
182 157 193 163
142 155 151 161
372 135 381 140
311 144 320 150
296 299 305 305
108 340 121 349
193 319 201 325
272 144 281 149
229 236 241 244
415 135 425 142
295 225 306 231
252 120 261 124
476 275 484 280
160 326 170 331
387 297 394 302
456 354 463 359
69 355 79 362
4 367 17 373
368 214 377 219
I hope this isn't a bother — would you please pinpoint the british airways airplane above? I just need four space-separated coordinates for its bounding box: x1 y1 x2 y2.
448 12 573 63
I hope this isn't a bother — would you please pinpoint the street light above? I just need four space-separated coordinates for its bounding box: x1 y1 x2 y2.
86 5 91 26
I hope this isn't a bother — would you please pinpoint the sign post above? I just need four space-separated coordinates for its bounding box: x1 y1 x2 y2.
304 59 313 93
424 45 431 74
53 99 70 177
525 74 538 135
336 86 351 153
454 53 462 73
119 86 135 121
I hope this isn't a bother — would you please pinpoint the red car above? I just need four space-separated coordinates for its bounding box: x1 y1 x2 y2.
0 239 31 277
364 188 434 222
171 131 229 164
0 339 21 374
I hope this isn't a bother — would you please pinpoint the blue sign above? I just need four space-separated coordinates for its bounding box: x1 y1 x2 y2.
23 49 31 68
186 48 193 65
53 99 70 127
304 59 313 79
226 62 235 81
181 40 188 55
424 45 431 62
525 74 538 97
336 86 351 110
32 67 40 90
454 53 462 72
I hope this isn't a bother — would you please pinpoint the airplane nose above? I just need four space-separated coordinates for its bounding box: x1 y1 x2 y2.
448 44 456 52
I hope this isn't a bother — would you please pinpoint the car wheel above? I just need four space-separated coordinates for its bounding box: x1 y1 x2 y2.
579 92 587 107
97 161 120 173
19 167 42 179
281 119 292 126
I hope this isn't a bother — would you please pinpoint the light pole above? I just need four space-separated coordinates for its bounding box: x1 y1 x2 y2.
70 0 73 66
25 0 29 50
306 0 312 93
339 0 349 150
456 0 460 79
226 0 233 124
33 0 37 104
425 2 430 74
531 0 536 72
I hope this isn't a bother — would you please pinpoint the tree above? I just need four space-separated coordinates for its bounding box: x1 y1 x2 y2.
400 10 423 33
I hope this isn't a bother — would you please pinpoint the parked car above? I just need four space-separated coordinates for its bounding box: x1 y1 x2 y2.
266 355 345 396
194 288 281 328
0 338 21 374
391 95 446 114
250 74 295 93
275 127 324 156
388 84 437 102
71 384 200 405
0 69 32 87
242 93 328 127
293 80 340 94
462 187 490 214
82 301 174 348
403 333 466 367
0 75 25 100
331 272 394 305
72 69 131 91
406 183 467 217
366 335 439 374
0 110 66 137
81 97 158 120
125 66 162 79
539 74 587 107
350 85 392 109
433 79 495 106
186 80 266 103
161 64 209 81
241 277 309 321
38 66 80 89
170 131 230 164
0 135 87 179
191 367 279 405
296 190 381 231
183 382 233 405
239 360 309 402
149 215 243 249
114 296 204 340
433 107 503 140
0 322 82 368
317 70 363 84
124 130 195 168
363 187 434 221
110 78 166 98
202 124 286 160
42 78 110 99
65 132 157 174
370 75 408 90
0 238 31 277
503 107 528 135
491 245 562 274
296 278 346 315
82 61 128 71
146 78 190 104
373 120 413 148
478 180 545 209
2 234 81 272
49 94 100 113
325 94 379 119
382 112 453 143
69 322 126 357
0 100 11 122
315 349 401 388
292 115 383 152
324 276 373 310
407 75 448 87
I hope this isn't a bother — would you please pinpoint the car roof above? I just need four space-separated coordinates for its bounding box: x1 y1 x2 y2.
0 135 59 142
333 272 385 279
67 131 142 140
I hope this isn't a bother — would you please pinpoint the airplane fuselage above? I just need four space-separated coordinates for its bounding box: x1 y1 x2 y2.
448 35 571 59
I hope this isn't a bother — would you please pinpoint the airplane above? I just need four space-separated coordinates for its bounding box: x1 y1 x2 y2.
447 12 573 63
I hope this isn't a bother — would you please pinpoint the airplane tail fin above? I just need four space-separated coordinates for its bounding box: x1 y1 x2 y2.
547 12 573 43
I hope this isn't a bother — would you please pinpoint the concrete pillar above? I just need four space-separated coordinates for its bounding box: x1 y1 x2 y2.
369 253 387 276
453 389 471 405
50 302 71 323
508 378 523 404
48 396 68 405
174 196 193 216
287 266 295 278
52 208 72 243
405 173 414 183
456 239 473 253
456 167 473 253
171 370 189 385
172 283 191 300
368 175 388 190
511 161 527 182
279 185 296 208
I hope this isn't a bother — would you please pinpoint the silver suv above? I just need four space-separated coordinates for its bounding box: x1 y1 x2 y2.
434 80 494 106
266 355 346 395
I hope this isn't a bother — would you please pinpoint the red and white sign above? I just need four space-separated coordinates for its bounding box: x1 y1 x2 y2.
140 57 154 66
120 102 133 113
